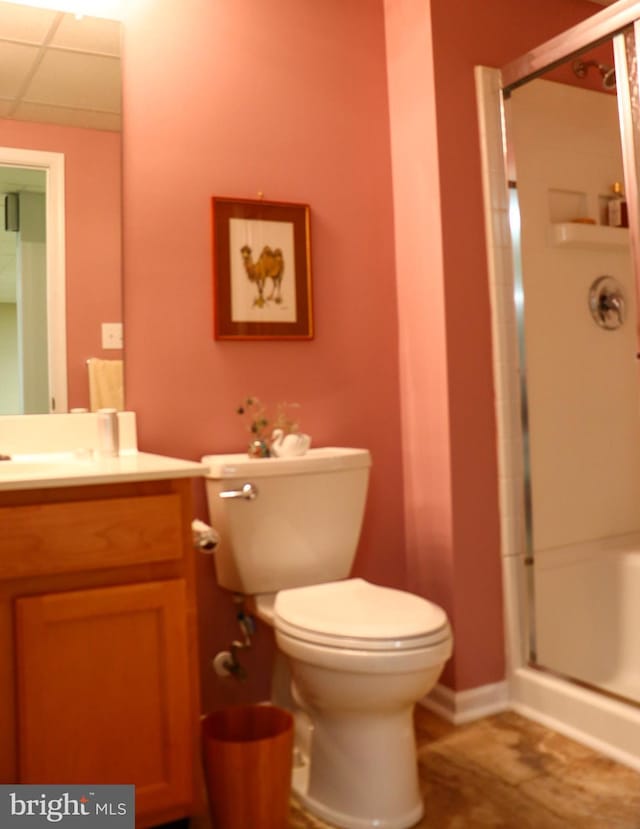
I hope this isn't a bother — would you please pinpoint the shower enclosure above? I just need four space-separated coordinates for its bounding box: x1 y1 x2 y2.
476 0 640 770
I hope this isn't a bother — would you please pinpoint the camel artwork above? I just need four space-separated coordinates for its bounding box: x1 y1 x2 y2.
212 196 312 339
240 244 285 308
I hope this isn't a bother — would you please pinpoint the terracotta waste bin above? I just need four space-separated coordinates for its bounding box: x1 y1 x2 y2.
202 704 294 829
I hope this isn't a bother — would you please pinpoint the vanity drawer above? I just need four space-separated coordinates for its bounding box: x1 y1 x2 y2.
0 494 185 579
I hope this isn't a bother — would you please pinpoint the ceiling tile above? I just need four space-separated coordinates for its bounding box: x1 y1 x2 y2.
23 49 120 111
0 40 40 98
0 2 121 131
14 100 120 130
0 1 56 44
51 13 120 55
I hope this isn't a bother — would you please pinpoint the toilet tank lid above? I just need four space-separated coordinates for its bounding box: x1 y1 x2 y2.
201 447 371 479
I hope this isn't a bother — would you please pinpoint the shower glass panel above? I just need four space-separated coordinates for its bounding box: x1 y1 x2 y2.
504 31 640 707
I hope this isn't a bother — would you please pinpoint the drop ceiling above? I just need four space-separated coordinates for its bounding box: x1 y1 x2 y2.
0 0 120 132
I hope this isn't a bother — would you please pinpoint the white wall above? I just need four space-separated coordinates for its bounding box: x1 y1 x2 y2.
477 64 640 770
508 79 640 695
509 79 640 552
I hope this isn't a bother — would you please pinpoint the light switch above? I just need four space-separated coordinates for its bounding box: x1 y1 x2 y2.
101 322 123 349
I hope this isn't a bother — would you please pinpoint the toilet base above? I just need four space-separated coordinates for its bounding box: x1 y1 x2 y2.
293 769 424 829
290 705 425 829
270 631 451 829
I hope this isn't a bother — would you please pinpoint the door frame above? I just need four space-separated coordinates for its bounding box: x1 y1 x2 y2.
0 146 66 412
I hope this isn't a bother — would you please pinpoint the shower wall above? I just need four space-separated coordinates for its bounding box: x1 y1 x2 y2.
509 79 640 553
509 78 640 699
476 63 640 774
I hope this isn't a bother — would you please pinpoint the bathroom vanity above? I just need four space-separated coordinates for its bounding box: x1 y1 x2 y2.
0 414 206 828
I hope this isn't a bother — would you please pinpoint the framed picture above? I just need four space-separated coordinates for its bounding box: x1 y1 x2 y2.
211 196 313 340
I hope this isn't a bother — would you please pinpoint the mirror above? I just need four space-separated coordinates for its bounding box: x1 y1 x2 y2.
502 28 640 706
0 0 122 415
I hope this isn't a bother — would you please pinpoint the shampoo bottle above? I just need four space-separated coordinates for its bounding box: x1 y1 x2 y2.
608 181 629 228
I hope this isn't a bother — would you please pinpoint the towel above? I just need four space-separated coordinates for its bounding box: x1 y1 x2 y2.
87 358 124 411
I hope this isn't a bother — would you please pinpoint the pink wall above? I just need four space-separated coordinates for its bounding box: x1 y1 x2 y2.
122 0 406 711
122 0 604 707
1 119 122 410
426 0 602 688
383 0 456 685
384 0 603 692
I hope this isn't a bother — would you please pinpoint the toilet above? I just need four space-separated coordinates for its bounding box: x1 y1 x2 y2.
202 447 453 829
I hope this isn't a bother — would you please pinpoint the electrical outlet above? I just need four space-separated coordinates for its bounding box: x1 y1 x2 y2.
101 322 123 350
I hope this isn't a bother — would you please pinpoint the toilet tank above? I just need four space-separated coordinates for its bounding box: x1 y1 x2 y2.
202 447 371 594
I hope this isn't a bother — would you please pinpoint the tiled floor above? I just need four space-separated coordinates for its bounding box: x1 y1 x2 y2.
288 706 640 829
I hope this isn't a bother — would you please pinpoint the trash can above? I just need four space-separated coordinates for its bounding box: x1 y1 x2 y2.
202 704 294 829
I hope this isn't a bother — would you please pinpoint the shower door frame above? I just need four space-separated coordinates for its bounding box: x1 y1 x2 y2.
501 2 640 688
476 0 640 771
501 0 640 307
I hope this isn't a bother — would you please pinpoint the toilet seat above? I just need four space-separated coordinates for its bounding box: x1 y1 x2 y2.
274 578 450 652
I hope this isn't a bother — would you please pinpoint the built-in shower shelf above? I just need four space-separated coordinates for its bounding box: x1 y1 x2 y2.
551 223 629 249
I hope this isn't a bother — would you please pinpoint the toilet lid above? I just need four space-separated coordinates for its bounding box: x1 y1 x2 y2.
274 578 451 651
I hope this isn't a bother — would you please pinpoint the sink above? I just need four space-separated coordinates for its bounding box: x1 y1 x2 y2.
0 412 138 457
0 415 205 491
0 452 96 475
0 448 206 492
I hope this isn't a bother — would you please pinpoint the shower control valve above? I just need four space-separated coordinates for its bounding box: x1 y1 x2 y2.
589 276 625 330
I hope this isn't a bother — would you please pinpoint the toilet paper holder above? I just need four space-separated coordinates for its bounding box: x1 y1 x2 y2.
191 519 220 552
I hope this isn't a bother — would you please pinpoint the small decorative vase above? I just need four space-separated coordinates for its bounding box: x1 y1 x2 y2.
248 440 271 458
270 429 311 458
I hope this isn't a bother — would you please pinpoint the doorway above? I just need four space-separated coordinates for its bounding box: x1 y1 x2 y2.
0 147 66 413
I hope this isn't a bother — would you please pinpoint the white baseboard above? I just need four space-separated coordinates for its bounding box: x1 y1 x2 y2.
420 680 510 725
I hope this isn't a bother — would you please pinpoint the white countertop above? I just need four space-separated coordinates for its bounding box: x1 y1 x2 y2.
0 451 207 492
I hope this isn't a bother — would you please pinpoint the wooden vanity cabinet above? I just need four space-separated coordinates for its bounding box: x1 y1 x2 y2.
0 478 202 828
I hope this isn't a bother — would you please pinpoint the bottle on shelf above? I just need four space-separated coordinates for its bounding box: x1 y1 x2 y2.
607 181 629 228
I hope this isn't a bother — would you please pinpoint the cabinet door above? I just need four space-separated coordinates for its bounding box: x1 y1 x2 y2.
16 580 194 820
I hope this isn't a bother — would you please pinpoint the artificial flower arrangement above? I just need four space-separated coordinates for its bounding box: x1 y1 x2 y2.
236 397 310 458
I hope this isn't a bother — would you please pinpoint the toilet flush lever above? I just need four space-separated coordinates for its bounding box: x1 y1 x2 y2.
219 482 259 500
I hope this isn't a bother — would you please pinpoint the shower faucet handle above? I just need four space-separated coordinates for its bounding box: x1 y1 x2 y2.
589 276 625 330
600 291 623 317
